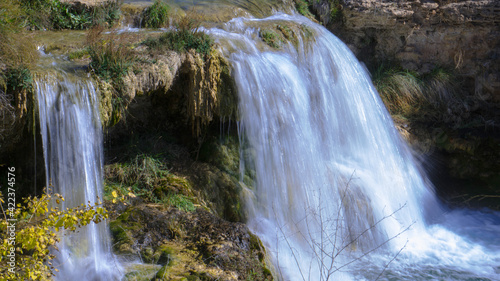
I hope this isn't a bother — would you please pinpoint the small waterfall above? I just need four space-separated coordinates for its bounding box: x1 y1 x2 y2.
36 75 121 280
208 14 500 280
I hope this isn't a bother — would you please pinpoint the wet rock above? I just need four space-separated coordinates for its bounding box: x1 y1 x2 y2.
109 204 273 280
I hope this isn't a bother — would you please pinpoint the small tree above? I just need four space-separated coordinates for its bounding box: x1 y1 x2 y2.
0 189 108 280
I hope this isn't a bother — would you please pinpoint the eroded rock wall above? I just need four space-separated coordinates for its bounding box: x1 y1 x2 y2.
312 0 500 101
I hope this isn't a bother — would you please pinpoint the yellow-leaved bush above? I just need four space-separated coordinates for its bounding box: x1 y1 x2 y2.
0 190 108 280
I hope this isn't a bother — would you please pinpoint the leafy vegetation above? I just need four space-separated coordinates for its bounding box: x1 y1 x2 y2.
18 0 121 30
0 190 107 280
142 0 170 28
6 67 34 93
329 0 343 25
294 0 313 18
143 15 213 56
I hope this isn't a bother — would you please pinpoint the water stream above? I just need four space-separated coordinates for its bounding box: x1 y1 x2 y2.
207 14 500 280
36 74 122 280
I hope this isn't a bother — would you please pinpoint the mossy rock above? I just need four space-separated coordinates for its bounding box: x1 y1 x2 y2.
123 263 162 281
109 208 143 255
258 22 315 50
109 220 134 254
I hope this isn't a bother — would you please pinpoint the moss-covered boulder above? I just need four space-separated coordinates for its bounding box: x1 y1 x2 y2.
109 204 273 280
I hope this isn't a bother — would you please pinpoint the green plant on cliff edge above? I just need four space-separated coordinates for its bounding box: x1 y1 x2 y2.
87 24 137 125
329 0 343 23
0 189 108 280
260 29 284 49
294 0 313 18
143 13 213 56
142 0 170 28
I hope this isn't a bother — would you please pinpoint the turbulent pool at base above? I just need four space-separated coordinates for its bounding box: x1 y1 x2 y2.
36 75 122 280
206 14 500 280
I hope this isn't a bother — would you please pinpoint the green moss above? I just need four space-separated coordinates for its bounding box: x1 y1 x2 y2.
67 48 90 60
259 23 315 50
157 193 196 212
217 58 238 119
260 29 283 49
123 264 162 281
155 245 175 265
198 135 241 175
154 265 169 280
109 220 132 251
299 24 315 41
249 232 265 262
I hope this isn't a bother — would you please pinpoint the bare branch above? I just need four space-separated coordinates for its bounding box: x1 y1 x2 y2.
375 239 408 281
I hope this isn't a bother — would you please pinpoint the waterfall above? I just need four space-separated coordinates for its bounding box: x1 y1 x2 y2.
36 75 121 280
208 14 500 280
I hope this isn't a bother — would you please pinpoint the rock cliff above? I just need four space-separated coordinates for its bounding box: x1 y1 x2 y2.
312 0 500 101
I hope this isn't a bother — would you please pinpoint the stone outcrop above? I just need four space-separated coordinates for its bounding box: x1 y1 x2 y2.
108 204 273 280
100 46 236 138
312 0 500 102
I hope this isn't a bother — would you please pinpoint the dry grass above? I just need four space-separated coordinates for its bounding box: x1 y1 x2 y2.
373 66 476 126
0 1 39 70
375 70 425 116
60 0 114 6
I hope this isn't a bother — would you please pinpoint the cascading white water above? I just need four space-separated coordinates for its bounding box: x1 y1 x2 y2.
36 75 122 280
207 14 500 280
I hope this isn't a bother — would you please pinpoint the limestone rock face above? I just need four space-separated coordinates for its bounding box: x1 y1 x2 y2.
314 0 500 101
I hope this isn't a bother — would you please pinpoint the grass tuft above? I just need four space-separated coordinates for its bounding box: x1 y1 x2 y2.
294 0 313 18
373 64 478 126
87 25 136 82
260 29 283 49
374 68 424 115
86 24 137 126
143 14 213 56
104 154 196 211
142 0 170 28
